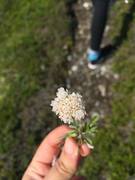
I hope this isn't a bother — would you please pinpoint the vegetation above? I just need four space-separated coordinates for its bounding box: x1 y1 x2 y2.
0 0 70 179
0 0 135 179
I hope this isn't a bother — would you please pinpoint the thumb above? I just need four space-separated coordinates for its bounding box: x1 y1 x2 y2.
45 138 80 180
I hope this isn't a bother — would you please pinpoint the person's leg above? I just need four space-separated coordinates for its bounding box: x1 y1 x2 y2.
87 0 110 64
90 0 110 51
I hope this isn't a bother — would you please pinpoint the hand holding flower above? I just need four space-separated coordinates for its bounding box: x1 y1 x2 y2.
22 126 90 180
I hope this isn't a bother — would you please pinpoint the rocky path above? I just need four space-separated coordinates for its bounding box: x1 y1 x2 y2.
67 0 119 119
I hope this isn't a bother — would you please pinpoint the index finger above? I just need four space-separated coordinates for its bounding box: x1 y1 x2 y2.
23 125 71 179
33 125 71 164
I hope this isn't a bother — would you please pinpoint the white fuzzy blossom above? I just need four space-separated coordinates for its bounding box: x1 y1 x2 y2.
51 87 86 124
125 0 128 3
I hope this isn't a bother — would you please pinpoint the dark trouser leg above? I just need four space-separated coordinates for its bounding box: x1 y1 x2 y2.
90 0 110 51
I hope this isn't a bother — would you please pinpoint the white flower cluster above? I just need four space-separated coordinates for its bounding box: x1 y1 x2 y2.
51 87 86 124
125 0 128 3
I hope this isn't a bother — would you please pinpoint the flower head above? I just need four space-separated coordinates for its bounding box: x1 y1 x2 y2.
51 87 86 124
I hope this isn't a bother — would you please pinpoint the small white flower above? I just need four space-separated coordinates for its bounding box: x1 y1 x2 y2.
74 110 86 120
51 87 86 124
56 87 68 99
83 2 90 9
125 0 128 3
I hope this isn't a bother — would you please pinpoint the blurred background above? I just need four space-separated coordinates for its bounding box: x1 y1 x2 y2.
0 0 135 179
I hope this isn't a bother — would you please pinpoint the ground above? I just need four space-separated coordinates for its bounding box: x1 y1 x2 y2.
67 0 117 119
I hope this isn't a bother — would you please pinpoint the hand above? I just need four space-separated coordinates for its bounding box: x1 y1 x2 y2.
22 125 91 180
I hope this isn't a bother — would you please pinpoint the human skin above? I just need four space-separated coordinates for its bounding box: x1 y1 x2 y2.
22 125 90 180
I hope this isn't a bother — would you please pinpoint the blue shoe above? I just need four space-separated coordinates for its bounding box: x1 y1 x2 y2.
87 49 101 64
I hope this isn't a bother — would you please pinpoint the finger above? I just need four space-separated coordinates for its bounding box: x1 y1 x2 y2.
80 144 91 157
45 138 80 180
33 125 71 163
23 125 71 179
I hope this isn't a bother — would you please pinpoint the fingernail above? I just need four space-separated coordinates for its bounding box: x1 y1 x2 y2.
64 138 78 157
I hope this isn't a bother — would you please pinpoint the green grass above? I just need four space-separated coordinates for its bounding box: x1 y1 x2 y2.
0 0 70 179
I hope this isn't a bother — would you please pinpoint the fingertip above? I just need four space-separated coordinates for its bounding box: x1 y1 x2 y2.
80 144 91 157
59 124 72 131
46 125 72 145
64 138 79 158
